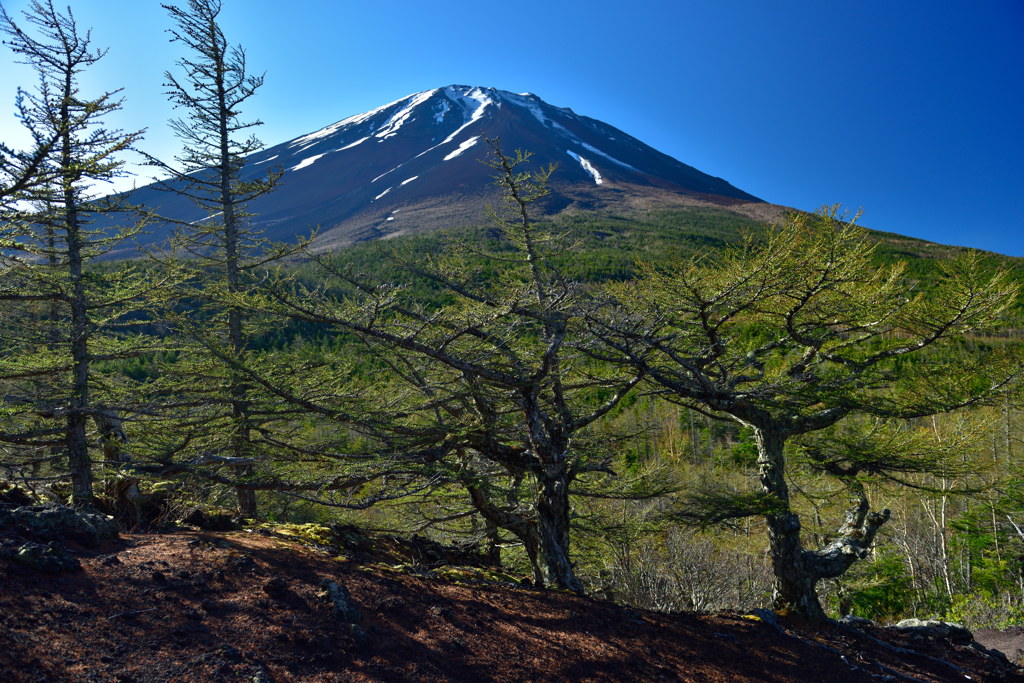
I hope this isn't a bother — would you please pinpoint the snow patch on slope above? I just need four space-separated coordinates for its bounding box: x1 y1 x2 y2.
439 87 493 145
402 88 492 163
288 90 442 149
501 92 579 140
253 155 278 165
188 211 223 226
502 92 550 126
443 136 480 161
287 98 395 147
567 151 603 185
372 167 400 183
580 142 639 172
400 176 418 186
338 136 370 151
374 187 392 201
375 89 438 140
290 153 327 172
434 99 450 123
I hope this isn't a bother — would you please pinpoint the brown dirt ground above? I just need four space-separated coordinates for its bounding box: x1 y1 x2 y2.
1 527 1022 683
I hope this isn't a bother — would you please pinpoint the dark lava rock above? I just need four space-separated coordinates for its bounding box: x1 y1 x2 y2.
182 509 239 531
228 554 256 572
0 505 118 547
0 481 36 508
11 540 81 573
350 623 369 647
320 579 362 624
893 618 974 645
263 576 288 594
219 644 243 661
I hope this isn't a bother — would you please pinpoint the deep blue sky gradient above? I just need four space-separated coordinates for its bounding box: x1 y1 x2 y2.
1 0 1021 255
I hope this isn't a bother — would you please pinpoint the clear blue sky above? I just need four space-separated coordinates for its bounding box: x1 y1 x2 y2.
1 0 1022 255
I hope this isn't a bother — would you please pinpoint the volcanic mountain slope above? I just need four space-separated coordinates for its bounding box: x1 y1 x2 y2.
117 85 765 256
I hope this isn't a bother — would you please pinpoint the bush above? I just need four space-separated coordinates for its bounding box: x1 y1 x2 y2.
831 551 914 622
945 592 1024 630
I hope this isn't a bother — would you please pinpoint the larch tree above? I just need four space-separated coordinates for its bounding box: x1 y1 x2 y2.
0 113 59 206
146 0 299 518
259 141 644 591
594 206 1020 620
0 0 149 505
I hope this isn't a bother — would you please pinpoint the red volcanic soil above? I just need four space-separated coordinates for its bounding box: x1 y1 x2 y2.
1 524 1022 682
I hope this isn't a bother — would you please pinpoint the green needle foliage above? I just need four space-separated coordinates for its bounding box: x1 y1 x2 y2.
0 0 153 505
257 140 647 591
141 0 305 518
598 205 1021 620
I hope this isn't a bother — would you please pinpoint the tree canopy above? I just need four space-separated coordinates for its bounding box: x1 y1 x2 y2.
594 206 1020 618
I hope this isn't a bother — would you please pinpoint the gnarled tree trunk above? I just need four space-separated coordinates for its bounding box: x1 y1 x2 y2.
754 427 819 615
535 462 582 592
93 409 129 464
756 426 891 620
467 483 544 586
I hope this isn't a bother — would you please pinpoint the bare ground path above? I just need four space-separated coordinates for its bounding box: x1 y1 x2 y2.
1 526 1021 682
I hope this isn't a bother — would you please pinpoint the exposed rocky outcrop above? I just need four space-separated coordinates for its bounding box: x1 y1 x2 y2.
10 540 81 573
0 505 119 547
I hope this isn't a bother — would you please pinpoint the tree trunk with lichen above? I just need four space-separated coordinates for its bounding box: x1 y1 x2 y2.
535 463 581 592
467 483 544 587
756 426 890 620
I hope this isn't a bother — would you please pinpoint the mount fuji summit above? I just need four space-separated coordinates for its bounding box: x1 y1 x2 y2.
123 85 765 254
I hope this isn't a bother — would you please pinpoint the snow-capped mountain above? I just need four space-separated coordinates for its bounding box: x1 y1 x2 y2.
120 85 763 253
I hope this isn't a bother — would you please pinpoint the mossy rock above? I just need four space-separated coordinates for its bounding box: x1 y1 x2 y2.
264 523 338 548
11 541 81 573
357 563 407 576
323 524 375 553
373 562 525 586
429 565 525 586
47 482 73 505
0 481 36 508
144 480 182 496
0 506 118 547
